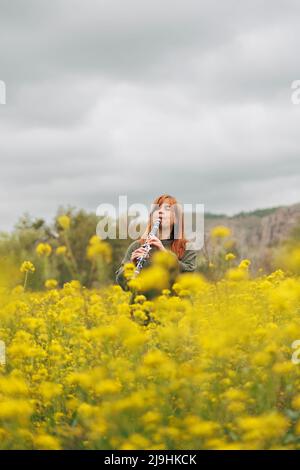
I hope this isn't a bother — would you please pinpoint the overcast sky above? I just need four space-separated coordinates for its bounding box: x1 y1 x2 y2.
1 0 300 231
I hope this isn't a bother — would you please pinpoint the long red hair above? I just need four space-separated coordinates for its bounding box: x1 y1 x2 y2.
139 194 187 260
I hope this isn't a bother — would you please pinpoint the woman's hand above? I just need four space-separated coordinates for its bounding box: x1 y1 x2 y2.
130 237 166 264
147 235 166 251
130 247 150 263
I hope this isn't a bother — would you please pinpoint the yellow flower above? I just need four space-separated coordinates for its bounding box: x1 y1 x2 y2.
11 285 25 294
77 402 97 420
86 236 112 263
133 309 148 322
44 279 58 289
5 247 300 449
141 411 161 425
275 244 300 274
36 243 52 257
57 215 71 230
252 351 272 367
143 350 168 367
225 252 236 261
0 400 33 425
238 412 289 442
34 434 61 450
239 259 251 269
123 262 135 280
227 401 246 414
63 280 81 294
56 245 67 255
69 279 81 289
134 294 147 303
291 395 300 410
93 379 122 396
211 225 231 239
272 361 294 375
185 417 219 438
295 420 300 435
128 266 169 293
226 267 249 281
38 382 63 401
120 433 151 450
223 388 247 401
20 261 35 273
162 289 171 296
173 272 207 296
152 250 178 270
0 376 28 396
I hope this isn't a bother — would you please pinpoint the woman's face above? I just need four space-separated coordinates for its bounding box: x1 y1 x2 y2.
152 202 175 236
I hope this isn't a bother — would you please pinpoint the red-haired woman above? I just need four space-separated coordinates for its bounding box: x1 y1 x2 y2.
115 194 198 291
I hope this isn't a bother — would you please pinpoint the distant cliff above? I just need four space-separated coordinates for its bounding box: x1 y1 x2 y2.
203 202 300 271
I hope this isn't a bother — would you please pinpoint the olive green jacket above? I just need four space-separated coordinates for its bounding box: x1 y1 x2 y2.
115 239 198 291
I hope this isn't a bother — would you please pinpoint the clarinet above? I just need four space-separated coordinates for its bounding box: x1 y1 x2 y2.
134 218 161 276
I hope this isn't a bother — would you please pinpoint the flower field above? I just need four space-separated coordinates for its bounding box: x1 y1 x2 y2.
1 254 300 450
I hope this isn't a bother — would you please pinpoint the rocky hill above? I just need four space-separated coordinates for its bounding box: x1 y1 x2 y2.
203 202 300 271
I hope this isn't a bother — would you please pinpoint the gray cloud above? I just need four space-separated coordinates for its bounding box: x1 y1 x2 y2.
0 0 300 231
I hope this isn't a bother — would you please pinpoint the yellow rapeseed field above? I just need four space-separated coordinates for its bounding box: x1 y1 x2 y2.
1 227 300 450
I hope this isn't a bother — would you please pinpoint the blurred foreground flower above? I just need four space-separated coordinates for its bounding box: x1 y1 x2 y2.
44 279 58 290
225 252 236 261
57 215 71 231
56 246 67 256
211 225 231 239
86 235 112 263
20 261 35 291
20 261 35 274
2 252 300 450
274 243 300 275
36 243 52 257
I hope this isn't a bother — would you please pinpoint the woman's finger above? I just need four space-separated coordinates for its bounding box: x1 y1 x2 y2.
135 248 147 255
148 239 159 247
131 247 148 260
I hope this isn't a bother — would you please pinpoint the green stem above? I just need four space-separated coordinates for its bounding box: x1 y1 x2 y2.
44 257 49 280
23 272 28 291
64 255 77 279
88 259 96 286
63 231 80 280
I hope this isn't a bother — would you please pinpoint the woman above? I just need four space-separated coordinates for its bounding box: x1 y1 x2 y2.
115 194 198 291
